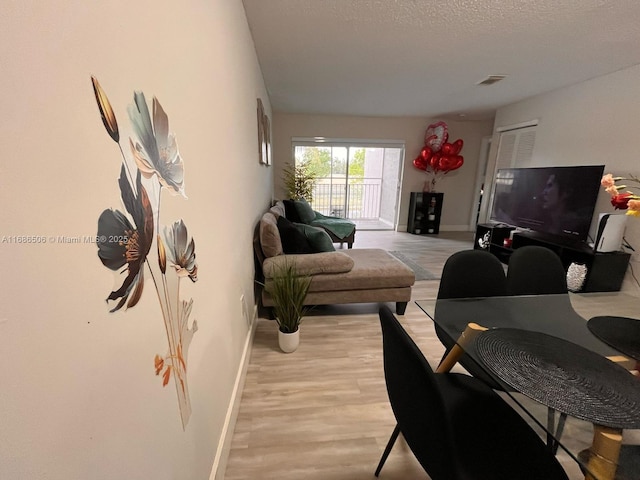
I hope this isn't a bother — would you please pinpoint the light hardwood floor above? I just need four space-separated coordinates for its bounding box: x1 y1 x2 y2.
224 230 639 480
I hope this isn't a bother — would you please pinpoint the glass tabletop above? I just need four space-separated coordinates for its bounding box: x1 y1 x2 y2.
416 295 640 480
416 295 620 358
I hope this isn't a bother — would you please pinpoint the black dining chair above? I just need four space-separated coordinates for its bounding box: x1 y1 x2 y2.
437 249 508 299
506 245 568 296
375 306 569 479
506 245 569 452
587 315 640 363
435 249 507 388
584 315 640 479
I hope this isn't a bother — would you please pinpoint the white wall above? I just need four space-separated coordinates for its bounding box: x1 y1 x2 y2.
0 1 272 478
272 113 494 230
482 64 640 295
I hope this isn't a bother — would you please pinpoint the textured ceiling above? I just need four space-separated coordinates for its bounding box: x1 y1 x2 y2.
243 0 640 120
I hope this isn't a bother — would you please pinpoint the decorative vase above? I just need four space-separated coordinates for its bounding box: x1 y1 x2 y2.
278 328 300 353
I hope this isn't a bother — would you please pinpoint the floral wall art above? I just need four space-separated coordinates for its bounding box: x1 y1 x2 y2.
91 76 198 430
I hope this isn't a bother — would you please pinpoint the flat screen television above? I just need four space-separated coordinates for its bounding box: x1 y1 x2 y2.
489 165 604 242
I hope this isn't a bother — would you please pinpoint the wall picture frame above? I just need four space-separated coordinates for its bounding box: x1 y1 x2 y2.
257 98 268 165
263 112 271 166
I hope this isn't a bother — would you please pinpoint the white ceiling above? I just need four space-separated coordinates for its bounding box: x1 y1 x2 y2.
242 0 640 120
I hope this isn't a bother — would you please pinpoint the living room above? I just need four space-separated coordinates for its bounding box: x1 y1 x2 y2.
2 1 640 479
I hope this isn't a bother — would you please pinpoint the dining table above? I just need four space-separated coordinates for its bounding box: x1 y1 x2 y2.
416 294 640 480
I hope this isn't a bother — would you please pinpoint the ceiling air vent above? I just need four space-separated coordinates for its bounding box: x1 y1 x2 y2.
477 75 507 86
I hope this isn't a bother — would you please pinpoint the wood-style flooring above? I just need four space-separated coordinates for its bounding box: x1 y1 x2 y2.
224 230 640 480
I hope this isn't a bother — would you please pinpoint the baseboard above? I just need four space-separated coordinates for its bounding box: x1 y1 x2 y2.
209 305 258 480
399 224 472 233
440 224 473 232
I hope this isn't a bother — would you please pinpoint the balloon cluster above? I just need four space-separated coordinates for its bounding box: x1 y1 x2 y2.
413 121 464 191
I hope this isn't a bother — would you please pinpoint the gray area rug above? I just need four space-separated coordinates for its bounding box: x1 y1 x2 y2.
389 251 439 281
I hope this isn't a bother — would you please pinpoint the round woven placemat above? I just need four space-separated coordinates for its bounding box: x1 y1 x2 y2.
588 316 640 362
476 328 640 429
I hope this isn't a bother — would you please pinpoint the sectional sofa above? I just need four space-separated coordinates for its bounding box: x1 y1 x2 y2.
254 201 415 316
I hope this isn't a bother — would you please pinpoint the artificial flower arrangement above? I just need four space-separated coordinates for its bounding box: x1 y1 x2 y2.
601 173 640 216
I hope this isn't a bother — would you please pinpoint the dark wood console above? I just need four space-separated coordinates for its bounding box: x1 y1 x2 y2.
474 223 631 293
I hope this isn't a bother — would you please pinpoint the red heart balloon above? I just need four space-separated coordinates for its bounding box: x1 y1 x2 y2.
436 154 464 173
448 155 464 171
413 156 427 171
452 139 464 154
420 145 433 161
437 155 453 172
429 152 441 172
441 142 455 156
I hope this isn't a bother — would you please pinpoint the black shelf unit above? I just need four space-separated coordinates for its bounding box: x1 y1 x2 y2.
474 223 631 293
408 192 443 235
474 223 515 263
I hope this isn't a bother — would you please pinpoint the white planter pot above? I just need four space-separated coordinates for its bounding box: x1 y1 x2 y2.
278 329 300 353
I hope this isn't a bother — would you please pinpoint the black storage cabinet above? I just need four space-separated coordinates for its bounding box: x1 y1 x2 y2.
408 192 443 235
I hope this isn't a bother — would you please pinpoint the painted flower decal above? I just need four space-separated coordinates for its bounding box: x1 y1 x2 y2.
601 173 640 216
91 76 119 143
92 77 198 429
97 167 154 312
154 298 198 391
128 92 185 197
163 220 198 282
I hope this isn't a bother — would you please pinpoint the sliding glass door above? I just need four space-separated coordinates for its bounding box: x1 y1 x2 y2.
292 139 404 229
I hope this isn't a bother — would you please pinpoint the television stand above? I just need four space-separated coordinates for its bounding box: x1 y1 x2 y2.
513 229 591 252
474 223 630 292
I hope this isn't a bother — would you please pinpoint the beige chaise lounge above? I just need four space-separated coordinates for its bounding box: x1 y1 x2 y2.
255 203 415 316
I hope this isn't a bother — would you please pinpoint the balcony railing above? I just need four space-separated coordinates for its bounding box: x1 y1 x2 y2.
310 177 381 219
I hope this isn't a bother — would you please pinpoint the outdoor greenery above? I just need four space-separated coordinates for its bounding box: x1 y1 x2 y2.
350 149 365 178
269 261 312 334
290 145 390 217
295 146 365 180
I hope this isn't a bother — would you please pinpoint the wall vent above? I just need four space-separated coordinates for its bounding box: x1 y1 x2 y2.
477 75 507 86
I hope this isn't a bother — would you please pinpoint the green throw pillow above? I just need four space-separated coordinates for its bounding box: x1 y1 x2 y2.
294 199 317 224
277 216 314 254
293 223 335 252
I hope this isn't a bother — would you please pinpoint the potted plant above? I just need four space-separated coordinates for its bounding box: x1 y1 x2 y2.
268 261 312 353
283 161 317 202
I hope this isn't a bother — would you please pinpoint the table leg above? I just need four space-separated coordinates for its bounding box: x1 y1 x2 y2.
546 409 568 454
435 322 487 374
607 355 635 369
606 355 639 376
584 425 622 480
547 408 555 451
